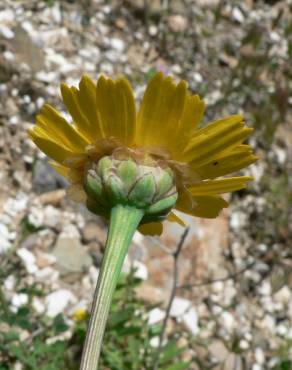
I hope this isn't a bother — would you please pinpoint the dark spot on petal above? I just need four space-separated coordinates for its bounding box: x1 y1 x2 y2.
213 161 218 166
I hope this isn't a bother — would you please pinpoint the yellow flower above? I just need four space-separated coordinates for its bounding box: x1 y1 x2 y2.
72 308 87 321
29 73 258 234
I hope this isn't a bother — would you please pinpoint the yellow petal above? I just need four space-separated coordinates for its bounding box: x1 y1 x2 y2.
167 211 187 227
36 104 89 151
29 130 75 163
96 76 136 145
138 222 163 236
176 192 228 218
77 75 104 138
183 115 253 166
181 94 205 133
174 94 205 159
61 83 96 142
136 73 187 149
189 176 253 196
196 145 258 179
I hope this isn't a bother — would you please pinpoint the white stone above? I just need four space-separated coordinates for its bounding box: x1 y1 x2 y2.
45 289 76 317
46 330 72 345
132 260 148 280
0 9 15 23
3 51 15 61
9 116 19 125
32 297 45 314
244 332 252 341
148 308 166 325
36 71 58 83
0 224 11 253
110 38 125 52
276 324 288 336
252 365 262 370
0 26 14 39
212 281 224 293
255 347 265 364
60 223 80 239
11 293 29 308
27 208 43 228
149 336 160 347
239 339 249 350
274 286 291 304
169 297 191 317
0 235 11 252
14 362 22 370
230 211 247 230
193 72 203 83
212 305 223 315
132 230 144 245
4 275 16 291
274 147 286 165
36 97 45 109
16 248 38 274
220 311 235 332
262 315 275 332
3 195 28 217
182 307 199 335
258 243 267 252
148 25 158 36
232 7 245 23
35 266 59 282
258 281 271 296
89 266 99 285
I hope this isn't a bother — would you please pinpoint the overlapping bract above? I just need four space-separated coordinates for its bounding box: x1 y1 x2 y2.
29 73 258 234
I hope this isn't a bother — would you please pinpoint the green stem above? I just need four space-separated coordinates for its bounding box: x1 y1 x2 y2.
80 205 144 370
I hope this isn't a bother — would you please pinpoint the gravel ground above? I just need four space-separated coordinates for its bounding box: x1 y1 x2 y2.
0 0 291 369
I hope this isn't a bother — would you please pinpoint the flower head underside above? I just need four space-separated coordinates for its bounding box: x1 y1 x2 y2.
29 73 258 234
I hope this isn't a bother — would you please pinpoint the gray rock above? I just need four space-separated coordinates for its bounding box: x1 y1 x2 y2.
32 159 68 194
52 236 92 275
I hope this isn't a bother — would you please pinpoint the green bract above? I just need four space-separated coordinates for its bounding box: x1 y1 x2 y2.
84 156 178 223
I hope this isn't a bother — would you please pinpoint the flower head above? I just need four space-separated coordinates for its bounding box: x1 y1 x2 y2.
29 73 258 234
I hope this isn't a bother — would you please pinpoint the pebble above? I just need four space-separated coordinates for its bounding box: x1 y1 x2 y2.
168 15 188 33
239 339 249 350
0 26 14 39
274 286 291 304
4 275 16 291
148 308 166 325
252 365 262 370
220 311 235 333
0 224 11 253
52 236 92 274
11 293 29 308
32 297 46 314
254 347 265 364
169 297 191 317
230 211 247 230
258 281 272 296
45 289 77 317
82 222 105 243
110 38 125 52
232 7 245 23
182 307 199 335
16 248 38 274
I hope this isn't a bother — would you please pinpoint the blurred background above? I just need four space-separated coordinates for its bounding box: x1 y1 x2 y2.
0 0 291 369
